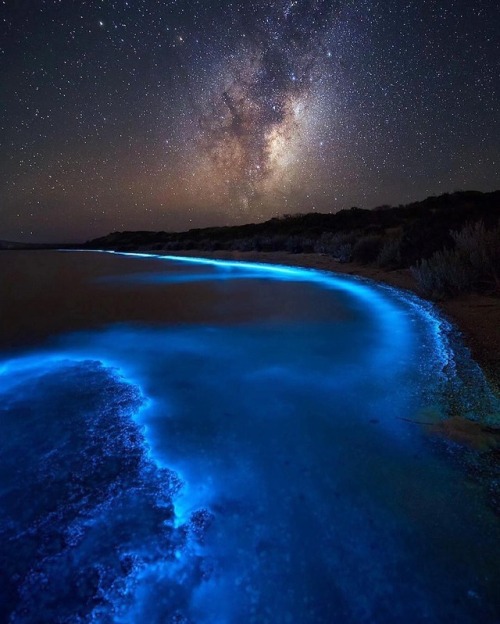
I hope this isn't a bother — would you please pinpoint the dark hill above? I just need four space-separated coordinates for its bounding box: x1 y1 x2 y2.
86 190 499 266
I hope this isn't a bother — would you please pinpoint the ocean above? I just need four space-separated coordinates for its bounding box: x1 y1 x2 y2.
1 250 499 623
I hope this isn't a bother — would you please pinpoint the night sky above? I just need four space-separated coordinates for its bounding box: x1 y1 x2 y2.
1 1 499 242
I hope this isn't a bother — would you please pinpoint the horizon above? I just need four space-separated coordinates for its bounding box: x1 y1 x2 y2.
1 187 498 246
2 1 499 243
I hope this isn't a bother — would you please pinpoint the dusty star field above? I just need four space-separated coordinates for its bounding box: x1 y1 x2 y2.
1 1 499 241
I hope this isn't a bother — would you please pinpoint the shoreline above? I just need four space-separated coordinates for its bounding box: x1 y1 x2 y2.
165 249 500 391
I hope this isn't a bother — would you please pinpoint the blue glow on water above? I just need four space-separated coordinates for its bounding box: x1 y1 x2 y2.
83 249 455 379
106 251 419 370
2 250 500 622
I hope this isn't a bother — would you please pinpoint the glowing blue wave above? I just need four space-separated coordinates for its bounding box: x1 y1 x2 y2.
104 249 454 376
2 250 498 622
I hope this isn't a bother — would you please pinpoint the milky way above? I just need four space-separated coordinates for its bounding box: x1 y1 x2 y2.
188 1 339 215
1 1 499 241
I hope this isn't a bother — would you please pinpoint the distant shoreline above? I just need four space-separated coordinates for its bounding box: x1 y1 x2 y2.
164 249 500 390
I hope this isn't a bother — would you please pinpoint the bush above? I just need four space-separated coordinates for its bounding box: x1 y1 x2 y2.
451 221 499 276
335 243 353 263
376 236 402 268
410 248 473 298
231 237 256 251
285 236 314 253
411 220 500 298
352 235 383 264
258 235 287 251
314 232 354 262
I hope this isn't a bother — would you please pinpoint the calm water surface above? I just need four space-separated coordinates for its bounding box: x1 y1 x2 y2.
0 250 499 623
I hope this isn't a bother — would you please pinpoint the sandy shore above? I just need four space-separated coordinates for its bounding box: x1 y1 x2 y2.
168 250 500 390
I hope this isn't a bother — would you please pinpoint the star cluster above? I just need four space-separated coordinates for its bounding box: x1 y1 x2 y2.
1 0 499 241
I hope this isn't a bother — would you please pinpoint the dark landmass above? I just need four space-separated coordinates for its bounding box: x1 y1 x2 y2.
85 190 500 299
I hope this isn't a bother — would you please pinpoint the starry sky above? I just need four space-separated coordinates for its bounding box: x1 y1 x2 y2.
1 1 499 242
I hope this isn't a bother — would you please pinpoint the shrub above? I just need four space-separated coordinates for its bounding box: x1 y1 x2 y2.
258 235 286 251
285 236 314 253
376 236 402 268
336 243 353 263
314 232 354 262
231 237 258 251
410 248 474 298
451 221 499 278
352 235 383 264
411 220 500 298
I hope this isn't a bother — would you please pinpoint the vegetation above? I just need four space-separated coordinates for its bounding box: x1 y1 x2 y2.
411 221 500 298
86 190 500 299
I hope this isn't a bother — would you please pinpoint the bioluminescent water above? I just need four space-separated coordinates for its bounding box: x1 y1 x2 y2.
1 251 499 623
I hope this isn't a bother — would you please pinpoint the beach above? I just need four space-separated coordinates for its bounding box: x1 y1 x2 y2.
165 250 500 391
1 248 500 622
2 248 498 390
